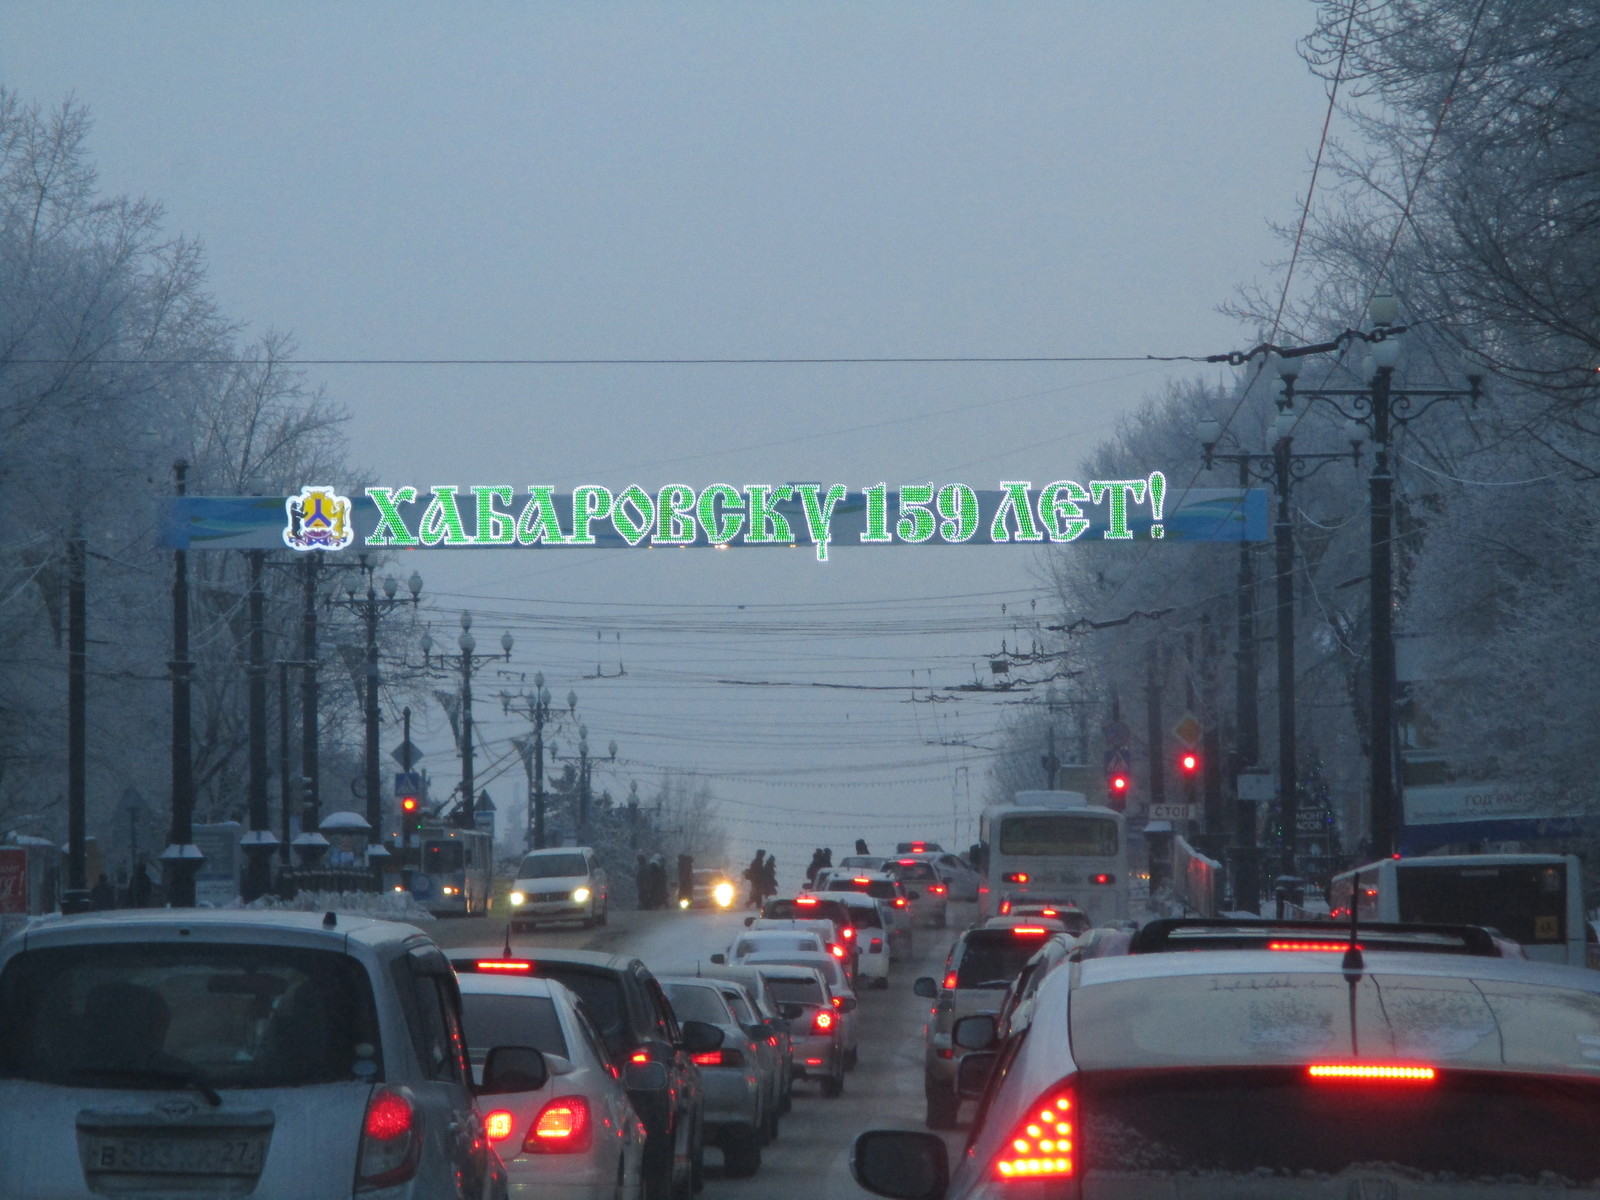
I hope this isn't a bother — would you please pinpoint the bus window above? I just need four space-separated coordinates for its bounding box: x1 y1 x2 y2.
1398 862 1567 946
998 814 1119 857
423 841 465 873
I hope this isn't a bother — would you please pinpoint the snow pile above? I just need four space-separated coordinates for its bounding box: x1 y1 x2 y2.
232 890 437 922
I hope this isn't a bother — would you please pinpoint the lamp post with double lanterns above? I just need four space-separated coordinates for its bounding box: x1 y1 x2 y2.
502 674 573 851
421 613 512 828
1275 294 1481 859
329 556 422 881
1199 408 1361 880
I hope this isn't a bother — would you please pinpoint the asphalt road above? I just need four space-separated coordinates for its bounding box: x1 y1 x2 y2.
429 901 972 1199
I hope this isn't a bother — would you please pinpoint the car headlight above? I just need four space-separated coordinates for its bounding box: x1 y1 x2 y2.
441 886 458 896
572 886 592 903
678 897 691 909
712 881 736 908
509 891 526 906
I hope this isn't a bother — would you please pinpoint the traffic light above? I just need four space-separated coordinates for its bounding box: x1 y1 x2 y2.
1177 750 1200 776
1107 770 1130 809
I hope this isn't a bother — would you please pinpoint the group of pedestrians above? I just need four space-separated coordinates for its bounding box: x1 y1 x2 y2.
804 847 833 888
635 852 671 909
743 850 778 908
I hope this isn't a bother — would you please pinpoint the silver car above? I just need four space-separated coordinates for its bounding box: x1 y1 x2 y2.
661 977 772 1179
0 909 534 1200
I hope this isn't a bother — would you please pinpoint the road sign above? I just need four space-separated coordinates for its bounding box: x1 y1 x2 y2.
394 772 422 796
1103 747 1132 772
1101 720 1131 747
1148 803 1195 822
390 740 424 765
410 873 434 899
1237 769 1275 802
1173 712 1202 747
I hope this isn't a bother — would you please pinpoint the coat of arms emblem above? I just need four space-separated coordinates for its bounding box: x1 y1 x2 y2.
283 485 354 551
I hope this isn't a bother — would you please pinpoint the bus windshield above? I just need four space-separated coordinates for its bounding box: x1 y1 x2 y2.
1397 861 1568 946
422 841 464 872
998 813 1119 857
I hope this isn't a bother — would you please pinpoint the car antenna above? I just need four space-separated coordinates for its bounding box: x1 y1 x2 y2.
502 919 514 959
1342 875 1364 975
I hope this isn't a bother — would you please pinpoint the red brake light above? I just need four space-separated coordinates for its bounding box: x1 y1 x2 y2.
942 972 958 990
1012 926 1048 935
1040 908 1057 916
930 885 946 895
1089 873 1115 886
894 897 907 907
853 877 872 884
841 927 855 939
630 1051 650 1064
525 1096 592 1153
813 1010 835 1033
1004 873 1029 884
831 995 844 1008
830 944 846 958
692 1049 745 1067
484 1109 515 1141
357 1086 422 1188
1308 1064 1436 1082
475 959 533 972
898 859 917 865
911 842 926 852
999 899 1012 915
363 1090 415 1140
994 1084 1075 1179
1270 940 1357 952
796 896 818 906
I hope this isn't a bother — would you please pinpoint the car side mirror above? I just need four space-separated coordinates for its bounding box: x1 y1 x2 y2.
912 976 938 999
952 1013 998 1051
852 1130 949 1200
834 996 857 1014
680 1019 724 1054
478 1045 548 1095
956 1050 997 1099
779 1003 804 1021
709 953 727 965
743 917 755 927
742 1023 766 1043
623 1059 668 1091
766 1017 791 1034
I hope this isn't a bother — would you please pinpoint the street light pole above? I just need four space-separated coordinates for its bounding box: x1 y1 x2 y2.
421 613 512 828
1279 296 1480 858
164 459 201 907
241 549 277 902
64 513 89 913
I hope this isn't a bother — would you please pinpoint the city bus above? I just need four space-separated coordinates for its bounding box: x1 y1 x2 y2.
411 826 495 916
976 790 1130 926
1329 853 1588 966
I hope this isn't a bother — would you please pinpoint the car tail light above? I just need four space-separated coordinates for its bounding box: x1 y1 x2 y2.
804 1057 824 1066
830 944 846 958
475 959 534 972
796 896 818 906
930 885 946 895
993 1084 1075 1180
692 1049 746 1067
831 995 844 1009
1271 940 1356 952
629 1050 651 1063
1012 926 1049 935
841 927 855 939
978 885 989 895
894 898 907 908
1040 907 1057 916
484 1110 515 1141
1089 873 1115 886
813 1010 835 1033
870 937 883 952
999 899 1012 915
853 877 872 884
942 972 958 990
524 1096 593 1154
1004 873 1030 884
1308 1064 1436 1082
356 1086 422 1189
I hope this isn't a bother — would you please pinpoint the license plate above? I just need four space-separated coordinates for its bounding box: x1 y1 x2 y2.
84 1135 266 1176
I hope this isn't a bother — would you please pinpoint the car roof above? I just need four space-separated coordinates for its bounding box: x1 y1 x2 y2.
455 972 564 999
8 908 426 954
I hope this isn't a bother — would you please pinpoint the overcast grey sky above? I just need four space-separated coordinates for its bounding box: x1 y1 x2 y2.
5 2 1332 874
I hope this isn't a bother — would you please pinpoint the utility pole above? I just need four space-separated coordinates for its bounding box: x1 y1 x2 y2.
241 549 277 901
299 554 322 846
277 661 292 868
163 460 202 907
63 515 89 913
421 613 512 828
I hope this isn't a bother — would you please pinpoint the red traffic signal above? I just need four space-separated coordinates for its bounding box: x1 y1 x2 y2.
400 795 419 813
1108 772 1129 794
1177 751 1200 775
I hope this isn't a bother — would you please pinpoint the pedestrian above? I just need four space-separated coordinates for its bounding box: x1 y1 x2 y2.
759 855 778 904
646 854 669 910
635 852 650 909
855 838 870 856
805 848 826 888
130 857 153 908
744 850 767 908
89 872 115 911
677 853 694 907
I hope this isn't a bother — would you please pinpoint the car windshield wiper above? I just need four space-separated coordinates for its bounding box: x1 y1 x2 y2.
64 1066 223 1107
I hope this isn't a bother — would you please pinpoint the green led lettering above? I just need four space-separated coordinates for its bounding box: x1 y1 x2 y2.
656 485 697 544
1039 480 1091 542
366 487 420 546
515 487 572 545
795 484 848 561
896 484 936 543
418 486 470 546
698 484 744 544
571 486 614 545
471 486 515 544
745 485 794 544
937 483 978 543
861 483 891 543
989 481 1043 542
612 485 655 546
1090 479 1147 540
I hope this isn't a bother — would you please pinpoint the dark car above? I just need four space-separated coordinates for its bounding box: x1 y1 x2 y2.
453 948 722 1200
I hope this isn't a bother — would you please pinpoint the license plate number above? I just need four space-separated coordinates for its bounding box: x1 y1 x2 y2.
85 1135 266 1175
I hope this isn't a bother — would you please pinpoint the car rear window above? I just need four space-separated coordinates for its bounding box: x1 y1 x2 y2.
0 942 381 1089
735 935 819 957
532 966 629 1059
763 976 824 1007
520 853 588 879
1081 1068 1600 1185
665 983 732 1026
954 933 1049 988
459 992 568 1061
896 862 937 882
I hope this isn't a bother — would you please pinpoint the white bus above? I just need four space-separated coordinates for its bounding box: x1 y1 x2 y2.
976 790 1130 926
412 826 495 916
1329 853 1588 966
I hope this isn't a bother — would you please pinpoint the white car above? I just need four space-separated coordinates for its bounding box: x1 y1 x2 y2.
458 973 649 1200
720 930 828 965
830 892 892 989
508 847 609 930
740 951 859 1070
904 850 981 903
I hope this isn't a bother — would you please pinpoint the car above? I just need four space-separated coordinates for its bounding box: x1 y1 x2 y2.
458 972 651 1200
857 940 1600 1199
0 909 534 1200
895 841 945 854
685 868 738 910
898 849 980 903
888 857 949 927
661 976 773 1178
453 948 720 1200
753 964 849 1098
819 871 915 960
837 854 890 873
912 922 1058 1129
507 847 610 930
828 892 892 989
716 929 829 967
739 951 859 1071
664 963 795 1123
996 896 1091 934
760 895 858 951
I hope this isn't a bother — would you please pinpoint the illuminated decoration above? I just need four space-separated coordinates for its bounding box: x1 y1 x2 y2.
1307 1064 1436 1082
166 474 1269 556
282 485 355 551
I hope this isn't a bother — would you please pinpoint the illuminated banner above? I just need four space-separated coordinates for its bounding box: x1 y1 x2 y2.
161 475 1268 559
